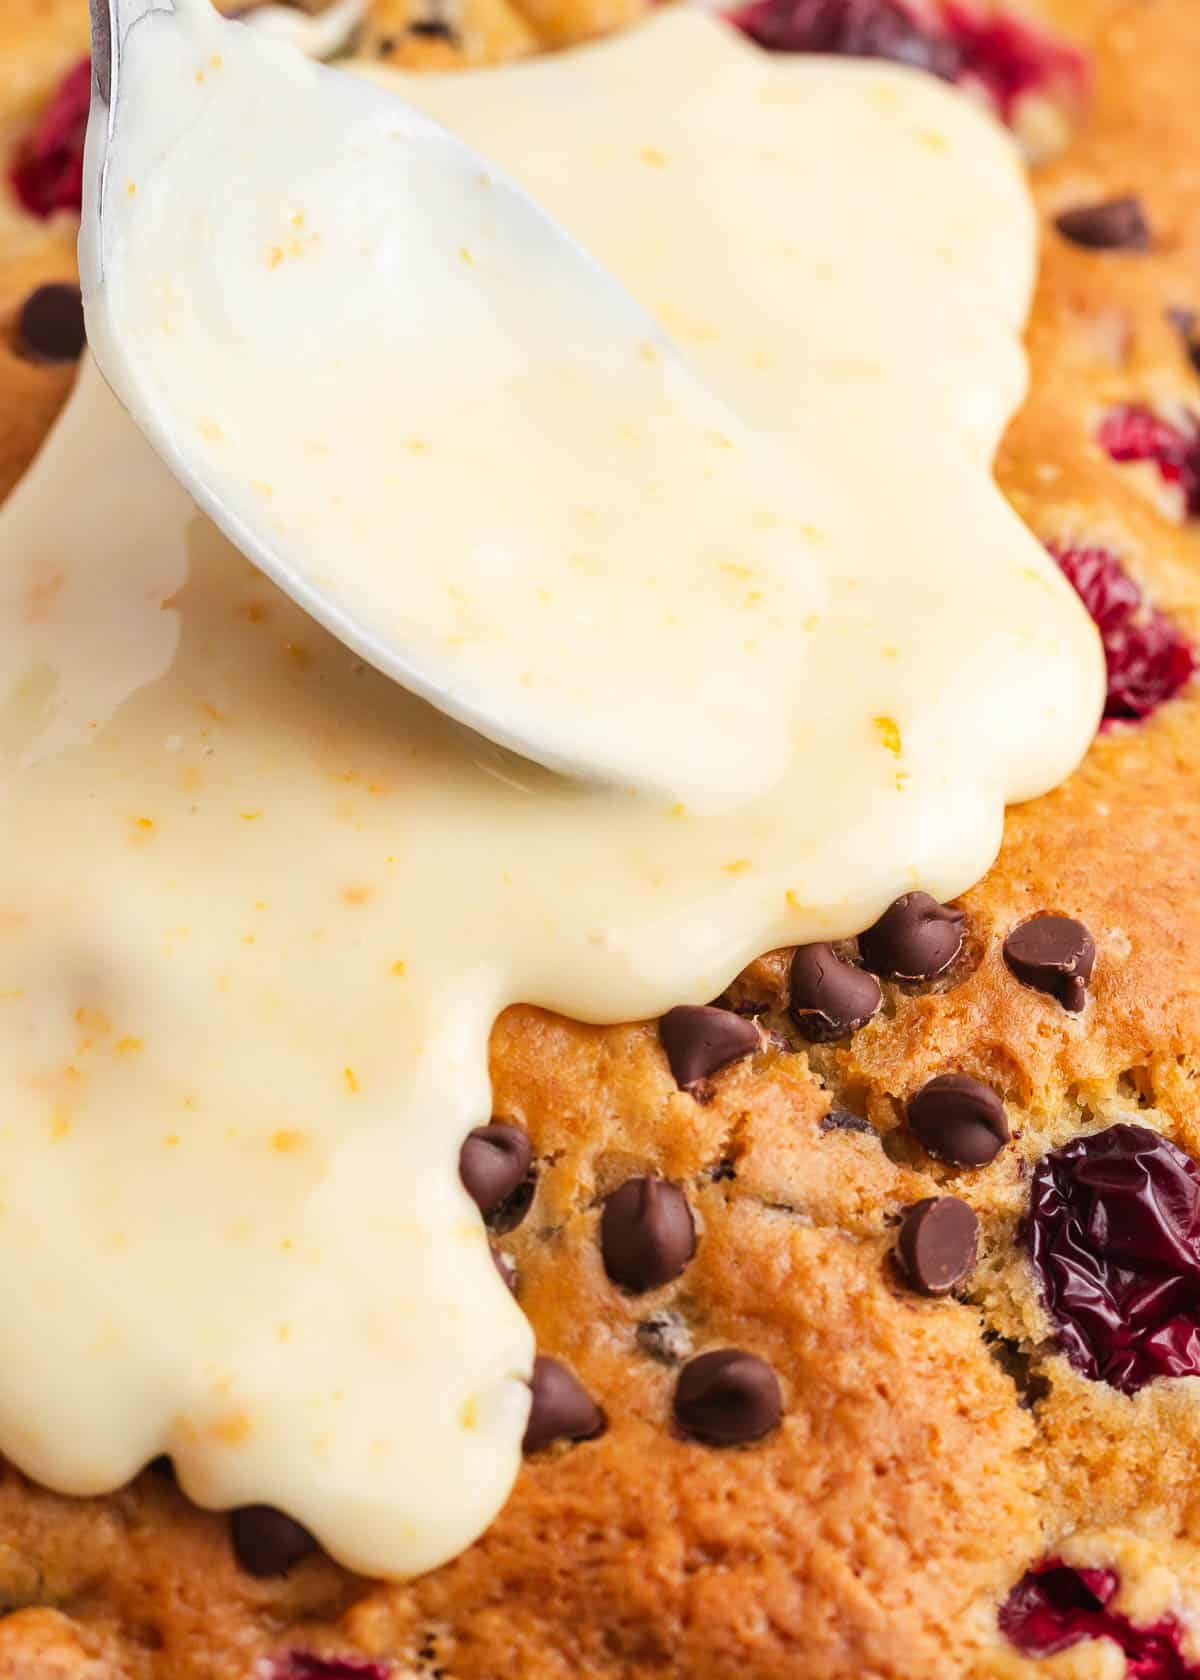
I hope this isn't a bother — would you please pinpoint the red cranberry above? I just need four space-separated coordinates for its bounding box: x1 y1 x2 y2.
731 0 961 78
10 59 91 219
1097 404 1200 516
1051 544 1195 724
266 1659 391 1680
727 0 1085 123
1026 1124 1200 1394
939 3 1086 119
1000 1560 1199 1677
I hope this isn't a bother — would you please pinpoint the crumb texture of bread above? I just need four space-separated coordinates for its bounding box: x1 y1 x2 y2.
3 0 1200 1676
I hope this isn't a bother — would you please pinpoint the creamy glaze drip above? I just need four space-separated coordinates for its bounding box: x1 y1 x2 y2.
0 9 1101 1578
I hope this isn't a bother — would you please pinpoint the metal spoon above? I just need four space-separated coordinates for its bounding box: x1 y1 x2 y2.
79 0 812 801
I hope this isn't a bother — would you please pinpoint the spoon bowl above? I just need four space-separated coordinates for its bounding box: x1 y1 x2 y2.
80 0 823 806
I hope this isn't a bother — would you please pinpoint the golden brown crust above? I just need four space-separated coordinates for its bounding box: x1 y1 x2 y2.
3 1 1200 1676
0 1 87 497
0 236 81 500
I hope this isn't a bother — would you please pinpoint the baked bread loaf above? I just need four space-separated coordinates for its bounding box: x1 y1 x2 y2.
3 0 1200 1675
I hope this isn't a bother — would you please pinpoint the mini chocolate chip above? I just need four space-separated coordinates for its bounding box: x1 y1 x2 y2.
459 1123 532 1218
636 1310 693 1365
17 283 85 363
858 891 964 981
491 1243 518 1294
522 1356 606 1454
896 1195 979 1295
488 1174 536 1235
907 1073 1010 1167
409 17 453 36
1054 195 1150 251
1003 914 1096 1012
601 1176 695 1292
659 1004 758 1091
673 1348 782 1446
820 1108 874 1135
788 943 881 1042
230 1506 317 1577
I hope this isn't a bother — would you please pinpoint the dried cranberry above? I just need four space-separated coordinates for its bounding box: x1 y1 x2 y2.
728 0 1085 123
1097 404 1200 516
1026 1124 1200 1394
940 3 1086 119
1001 1561 1200 1677
1053 545 1141 633
10 60 91 219
266 1658 391 1680
1102 616 1198 720
731 0 961 78
1051 544 1195 723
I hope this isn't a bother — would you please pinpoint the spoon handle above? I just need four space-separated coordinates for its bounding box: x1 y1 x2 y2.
88 0 170 110
85 0 173 268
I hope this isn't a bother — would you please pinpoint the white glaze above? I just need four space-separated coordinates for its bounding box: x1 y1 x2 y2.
0 8 1102 1579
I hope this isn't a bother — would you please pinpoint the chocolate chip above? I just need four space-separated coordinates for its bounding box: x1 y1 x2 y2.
522 1356 606 1454
1054 196 1150 251
491 1243 518 1294
673 1348 782 1446
907 1073 1010 1167
636 1309 693 1365
1003 914 1096 1012
409 17 453 36
858 891 964 981
896 1195 979 1295
601 1177 695 1292
820 1108 874 1135
459 1123 532 1218
16 283 85 363
659 1004 758 1091
230 1506 317 1577
788 943 881 1042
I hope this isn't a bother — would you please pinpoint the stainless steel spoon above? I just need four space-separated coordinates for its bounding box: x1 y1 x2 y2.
79 0 804 800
